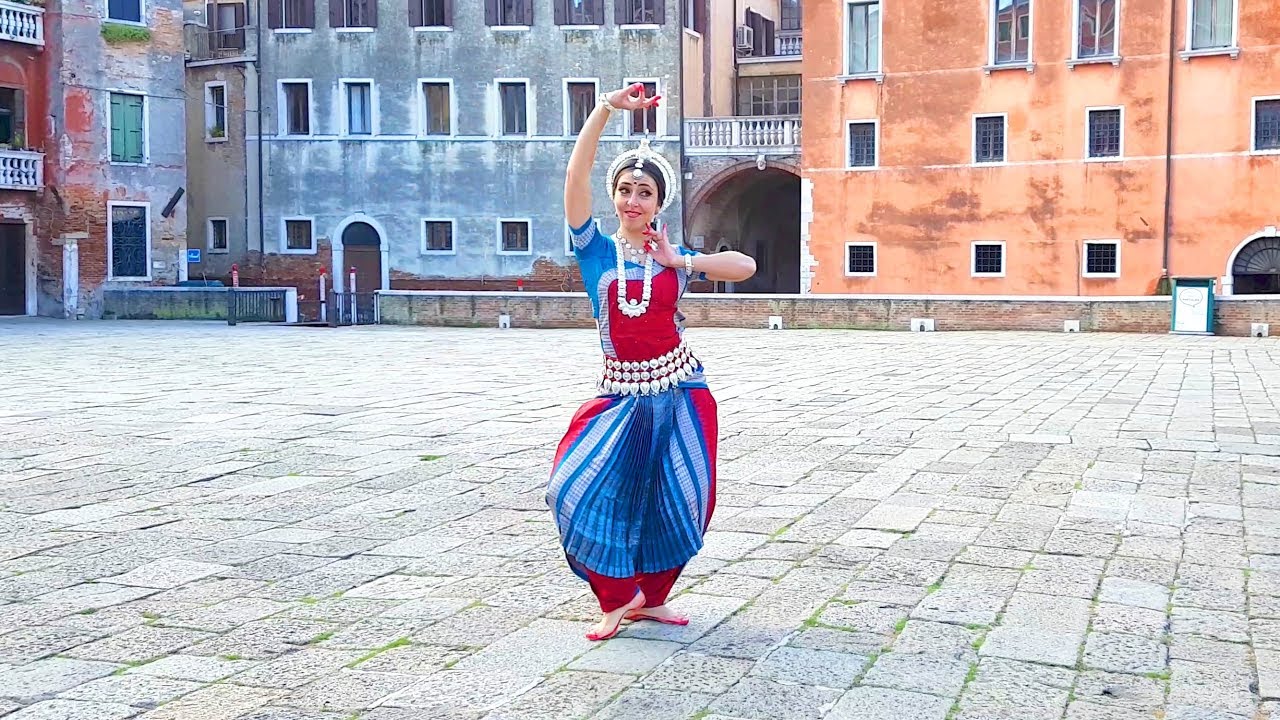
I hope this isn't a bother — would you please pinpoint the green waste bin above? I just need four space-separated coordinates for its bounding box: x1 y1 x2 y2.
1170 277 1215 335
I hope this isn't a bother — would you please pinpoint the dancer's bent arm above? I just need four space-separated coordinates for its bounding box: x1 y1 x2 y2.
565 84 658 229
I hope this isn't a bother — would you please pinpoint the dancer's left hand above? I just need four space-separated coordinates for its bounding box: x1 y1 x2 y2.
644 223 684 269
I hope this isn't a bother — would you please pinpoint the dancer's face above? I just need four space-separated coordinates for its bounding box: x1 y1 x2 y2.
613 172 660 234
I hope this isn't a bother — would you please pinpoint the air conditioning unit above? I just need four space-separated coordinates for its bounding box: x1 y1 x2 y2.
735 25 753 52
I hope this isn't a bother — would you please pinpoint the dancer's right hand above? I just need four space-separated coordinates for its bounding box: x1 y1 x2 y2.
606 83 661 111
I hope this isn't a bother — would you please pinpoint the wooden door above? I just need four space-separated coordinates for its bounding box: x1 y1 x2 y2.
0 223 24 315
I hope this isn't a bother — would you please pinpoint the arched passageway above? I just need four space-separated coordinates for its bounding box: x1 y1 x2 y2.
687 166 800 293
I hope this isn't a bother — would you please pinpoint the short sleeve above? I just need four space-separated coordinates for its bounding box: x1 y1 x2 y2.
677 245 708 282
568 217 608 259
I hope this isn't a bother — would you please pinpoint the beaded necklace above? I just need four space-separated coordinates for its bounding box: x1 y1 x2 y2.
614 234 654 317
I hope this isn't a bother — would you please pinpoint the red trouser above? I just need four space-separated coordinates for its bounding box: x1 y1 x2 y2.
583 566 683 613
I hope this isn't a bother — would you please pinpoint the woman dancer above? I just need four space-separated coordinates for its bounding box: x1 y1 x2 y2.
547 83 757 641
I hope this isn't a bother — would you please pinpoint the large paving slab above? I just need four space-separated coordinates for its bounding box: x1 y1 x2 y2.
2 318 1280 718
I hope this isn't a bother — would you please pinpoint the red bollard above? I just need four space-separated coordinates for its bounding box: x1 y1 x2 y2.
231 263 240 288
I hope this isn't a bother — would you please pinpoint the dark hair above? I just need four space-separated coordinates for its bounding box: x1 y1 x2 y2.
612 165 666 209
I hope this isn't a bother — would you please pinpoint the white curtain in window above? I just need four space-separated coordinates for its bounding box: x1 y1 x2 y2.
347 84 371 134
1192 0 1232 49
846 1 880 74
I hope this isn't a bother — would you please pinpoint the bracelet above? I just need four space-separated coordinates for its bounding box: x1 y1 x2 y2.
684 255 694 274
598 93 617 114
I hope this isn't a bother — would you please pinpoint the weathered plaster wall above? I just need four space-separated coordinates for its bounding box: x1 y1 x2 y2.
184 62 250 280
258 0 683 292
803 0 1280 297
47 0 189 317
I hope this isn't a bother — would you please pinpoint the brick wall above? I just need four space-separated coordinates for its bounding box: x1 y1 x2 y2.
208 243 334 322
375 291 1280 336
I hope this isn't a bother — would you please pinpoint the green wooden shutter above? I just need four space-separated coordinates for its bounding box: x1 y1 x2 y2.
126 96 144 163
110 94 125 162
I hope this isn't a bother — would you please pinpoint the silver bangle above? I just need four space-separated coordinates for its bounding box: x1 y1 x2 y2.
598 93 617 114
684 255 694 274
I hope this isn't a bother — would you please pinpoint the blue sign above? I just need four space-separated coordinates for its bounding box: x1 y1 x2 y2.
187 248 201 263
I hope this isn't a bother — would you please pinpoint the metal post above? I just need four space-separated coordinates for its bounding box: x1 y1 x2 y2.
349 267 357 324
227 288 237 326
318 270 327 323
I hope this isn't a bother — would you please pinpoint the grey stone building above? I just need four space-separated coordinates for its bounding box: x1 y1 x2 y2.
185 0 683 305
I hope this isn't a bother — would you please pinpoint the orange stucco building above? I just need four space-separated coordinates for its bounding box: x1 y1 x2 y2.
801 0 1280 296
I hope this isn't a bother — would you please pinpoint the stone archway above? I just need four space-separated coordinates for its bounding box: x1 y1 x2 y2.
686 162 801 293
1224 227 1280 296
330 213 390 293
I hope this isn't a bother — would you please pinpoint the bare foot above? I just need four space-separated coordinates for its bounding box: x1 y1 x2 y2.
587 590 646 641
625 604 689 626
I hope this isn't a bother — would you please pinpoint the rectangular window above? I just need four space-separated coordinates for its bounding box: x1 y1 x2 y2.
779 0 800 30
109 204 149 279
1083 241 1119 276
974 115 1006 163
332 0 375 28
557 0 603 24
736 75 801 116
1254 99 1280 152
284 219 313 251
847 121 876 168
0 88 26 147
973 243 1005 276
487 0 532 25
845 0 880 75
212 2 246 49
500 220 530 253
566 81 596 135
423 220 454 252
208 218 229 251
411 0 450 26
1190 0 1233 50
205 83 226 140
744 9 774 57
1076 0 1115 58
1087 107 1121 159
993 0 1031 65
421 82 451 136
109 92 146 164
268 0 314 29
108 0 143 23
344 81 373 135
498 82 528 135
627 80 658 135
846 243 875 275
617 0 660 24
281 82 310 135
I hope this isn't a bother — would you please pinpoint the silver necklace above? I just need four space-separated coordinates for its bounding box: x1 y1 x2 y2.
614 234 653 317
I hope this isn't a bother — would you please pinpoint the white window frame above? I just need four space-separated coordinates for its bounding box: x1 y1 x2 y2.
412 0 453 30
562 77 599 137
1081 240 1121 278
280 215 316 254
493 78 533 137
107 90 149 166
207 216 230 253
204 81 228 143
421 218 456 255
496 218 532 256
844 241 877 277
987 0 1034 69
339 78 377 137
1183 0 1238 57
276 79 314 137
1250 96 1280 156
844 118 879 171
971 241 1006 278
622 77 664 137
1070 0 1121 62
106 201 152 281
1084 105 1124 161
105 0 146 25
841 0 883 78
972 113 1008 165
417 78 455 138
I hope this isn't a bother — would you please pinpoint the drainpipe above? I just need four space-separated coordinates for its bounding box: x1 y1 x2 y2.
1159 0 1176 291
255 4 265 267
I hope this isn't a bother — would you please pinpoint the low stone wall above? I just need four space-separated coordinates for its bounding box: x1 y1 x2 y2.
102 287 298 322
376 291 1280 336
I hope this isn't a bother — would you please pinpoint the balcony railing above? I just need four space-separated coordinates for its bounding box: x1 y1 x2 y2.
740 29 801 63
684 116 801 156
185 24 253 63
0 149 43 190
0 0 44 47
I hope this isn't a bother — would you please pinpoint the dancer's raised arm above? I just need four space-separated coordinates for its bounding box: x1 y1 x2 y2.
564 84 660 229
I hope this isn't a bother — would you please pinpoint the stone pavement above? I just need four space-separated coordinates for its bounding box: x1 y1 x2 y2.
3 319 1280 719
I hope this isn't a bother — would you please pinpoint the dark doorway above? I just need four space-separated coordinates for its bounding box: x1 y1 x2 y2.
0 222 25 315
688 167 800 293
342 221 382 293
1232 236 1280 295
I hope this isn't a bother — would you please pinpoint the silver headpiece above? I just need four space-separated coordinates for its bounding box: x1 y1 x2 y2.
605 139 677 215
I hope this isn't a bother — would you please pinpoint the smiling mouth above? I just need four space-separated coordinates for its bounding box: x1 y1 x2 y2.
624 211 641 218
